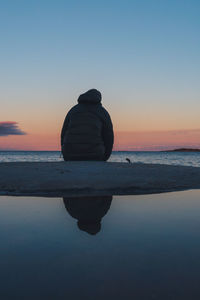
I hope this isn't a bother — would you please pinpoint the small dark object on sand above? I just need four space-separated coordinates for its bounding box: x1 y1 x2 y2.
126 158 131 163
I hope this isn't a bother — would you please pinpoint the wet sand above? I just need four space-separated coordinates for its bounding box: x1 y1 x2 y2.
0 161 200 196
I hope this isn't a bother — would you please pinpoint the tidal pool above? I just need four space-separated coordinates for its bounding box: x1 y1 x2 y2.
0 190 200 299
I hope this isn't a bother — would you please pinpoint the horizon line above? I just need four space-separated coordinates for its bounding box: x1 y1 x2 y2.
0 148 200 152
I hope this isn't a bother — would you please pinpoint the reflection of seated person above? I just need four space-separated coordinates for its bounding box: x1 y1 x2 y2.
63 196 112 235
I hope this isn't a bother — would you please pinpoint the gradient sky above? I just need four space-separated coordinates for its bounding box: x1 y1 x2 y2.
0 0 200 150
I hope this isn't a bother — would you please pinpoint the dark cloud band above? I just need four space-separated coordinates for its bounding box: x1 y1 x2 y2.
0 122 26 136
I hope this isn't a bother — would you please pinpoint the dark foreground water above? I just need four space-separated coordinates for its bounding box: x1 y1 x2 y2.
0 190 200 299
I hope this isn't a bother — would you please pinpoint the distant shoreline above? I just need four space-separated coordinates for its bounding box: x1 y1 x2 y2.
164 148 200 152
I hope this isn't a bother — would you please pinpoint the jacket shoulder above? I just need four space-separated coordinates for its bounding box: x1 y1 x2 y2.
66 104 79 116
99 105 112 120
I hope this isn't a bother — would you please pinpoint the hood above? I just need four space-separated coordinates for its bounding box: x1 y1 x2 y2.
77 220 101 235
78 89 102 104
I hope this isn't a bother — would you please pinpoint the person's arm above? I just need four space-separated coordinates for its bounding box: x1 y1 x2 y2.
102 109 114 161
61 113 70 147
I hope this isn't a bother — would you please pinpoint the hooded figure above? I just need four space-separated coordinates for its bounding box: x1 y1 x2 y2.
63 196 112 235
61 89 114 161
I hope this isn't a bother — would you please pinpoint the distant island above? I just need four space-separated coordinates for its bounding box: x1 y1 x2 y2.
165 148 200 152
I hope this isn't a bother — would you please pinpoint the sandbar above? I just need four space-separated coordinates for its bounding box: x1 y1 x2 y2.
0 161 200 197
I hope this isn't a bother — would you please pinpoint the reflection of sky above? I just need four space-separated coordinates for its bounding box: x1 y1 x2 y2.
0 1 200 150
1 190 200 298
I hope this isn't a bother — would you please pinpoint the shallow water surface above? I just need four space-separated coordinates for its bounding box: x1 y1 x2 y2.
0 191 200 299
1 150 200 167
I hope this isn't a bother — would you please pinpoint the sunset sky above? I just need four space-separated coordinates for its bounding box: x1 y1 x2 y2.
1 0 200 151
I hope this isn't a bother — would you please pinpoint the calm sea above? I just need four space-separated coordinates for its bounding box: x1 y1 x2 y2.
0 151 200 167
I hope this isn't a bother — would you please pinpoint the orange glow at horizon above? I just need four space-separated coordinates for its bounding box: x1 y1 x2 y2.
0 129 200 151
114 130 200 150
0 133 60 151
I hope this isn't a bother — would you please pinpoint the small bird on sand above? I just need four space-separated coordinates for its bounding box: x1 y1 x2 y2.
126 158 131 163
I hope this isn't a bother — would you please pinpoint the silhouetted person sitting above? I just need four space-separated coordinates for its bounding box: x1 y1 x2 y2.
63 196 112 235
61 89 114 161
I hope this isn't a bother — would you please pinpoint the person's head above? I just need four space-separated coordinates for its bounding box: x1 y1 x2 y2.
77 220 101 235
78 89 102 104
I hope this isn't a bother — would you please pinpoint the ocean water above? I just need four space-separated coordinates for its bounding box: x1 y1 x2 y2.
0 150 200 167
1 190 200 299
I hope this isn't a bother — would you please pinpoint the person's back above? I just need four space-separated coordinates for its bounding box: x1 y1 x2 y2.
61 89 114 161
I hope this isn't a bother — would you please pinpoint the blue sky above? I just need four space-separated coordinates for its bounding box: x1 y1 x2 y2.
0 0 200 149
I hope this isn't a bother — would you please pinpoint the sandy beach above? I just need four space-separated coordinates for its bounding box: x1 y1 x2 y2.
0 161 200 197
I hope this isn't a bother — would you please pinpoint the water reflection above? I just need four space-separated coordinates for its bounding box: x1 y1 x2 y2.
63 196 112 235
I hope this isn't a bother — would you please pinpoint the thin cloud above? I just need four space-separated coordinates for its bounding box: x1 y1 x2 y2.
0 122 26 136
